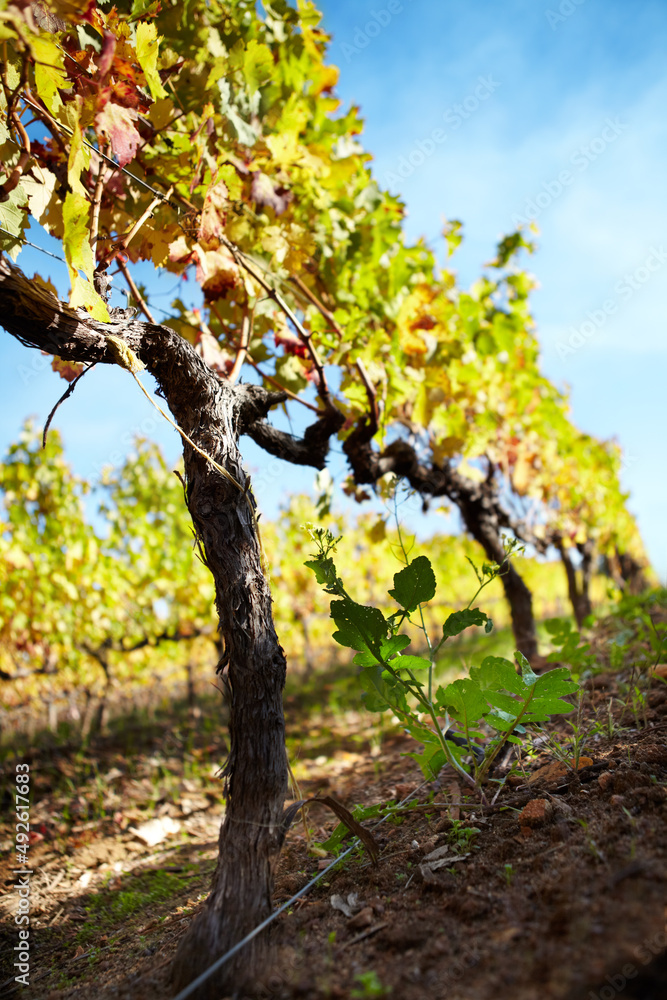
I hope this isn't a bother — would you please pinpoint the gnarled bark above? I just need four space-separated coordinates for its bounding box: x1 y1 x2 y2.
0 257 295 997
557 538 594 628
616 549 651 596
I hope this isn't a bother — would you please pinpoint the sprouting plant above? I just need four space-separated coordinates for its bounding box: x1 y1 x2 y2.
502 863 514 886
544 618 595 676
304 525 578 805
618 675 648 730
448 819 480 851
590 697 626 740
326 930 337 965
576 818 605 862
351 970 389 998
536 688 593 771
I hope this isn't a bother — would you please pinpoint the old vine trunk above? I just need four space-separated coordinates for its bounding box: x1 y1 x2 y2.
0 258 289 998
169 388 289 999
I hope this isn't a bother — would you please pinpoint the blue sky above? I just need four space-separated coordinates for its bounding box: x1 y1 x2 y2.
1 0 665 576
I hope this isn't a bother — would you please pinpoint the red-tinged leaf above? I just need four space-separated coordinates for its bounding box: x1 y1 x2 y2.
95 102 141 168
111 79 151 112
194 245 240 300
305 365 322 388
168 235 195 265
274 328 307 358
412 314 438 331
31 2 67 33
97 31 116 80
251 172 293 216
111 58 142 85
51 356 86 382
198 180 229 248
195 331 232 377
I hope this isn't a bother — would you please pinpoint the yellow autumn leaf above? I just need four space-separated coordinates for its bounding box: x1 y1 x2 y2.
69 274 110 321
22 163 58 222
266 131 302 169
52 573 79 602
3 546 32 570
243 39 273 94
367 517 387 544
30 35 67 114
432 436 465 464
512 455 532 496
135 22 167 99
61 190 109 320
457 459 486 484
67 112 88 197
63 190 94 278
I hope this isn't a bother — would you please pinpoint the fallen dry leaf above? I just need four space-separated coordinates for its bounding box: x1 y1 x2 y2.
129 816 181 847
348 906 373 930
528 757 594 785
331 893 361 918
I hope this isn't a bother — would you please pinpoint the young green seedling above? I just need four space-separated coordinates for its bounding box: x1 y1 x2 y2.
305 526 579 804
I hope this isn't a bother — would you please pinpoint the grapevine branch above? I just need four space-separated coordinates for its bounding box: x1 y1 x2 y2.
42 363 95 447
21 94 179 207
89 141 108 251
289 272 342 336
97 186 174 269
0 255 340 470
0 61 31 201
207 302 322 414
221 235 335 408
228 300 252 385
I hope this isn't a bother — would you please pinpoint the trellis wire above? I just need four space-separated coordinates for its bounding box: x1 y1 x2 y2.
20 95 178 208
0 226 66 263
171 784 425 1000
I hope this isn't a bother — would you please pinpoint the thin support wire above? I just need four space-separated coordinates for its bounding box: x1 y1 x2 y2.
171 784 425 1000
0 227 66 263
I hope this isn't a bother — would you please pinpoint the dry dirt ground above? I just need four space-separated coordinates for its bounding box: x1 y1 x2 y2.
1 671 666 1000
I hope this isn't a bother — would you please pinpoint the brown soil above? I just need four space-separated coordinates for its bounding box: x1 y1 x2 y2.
1 675 666 1000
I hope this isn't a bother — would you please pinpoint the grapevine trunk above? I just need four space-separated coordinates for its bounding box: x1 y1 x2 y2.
168 394 289 999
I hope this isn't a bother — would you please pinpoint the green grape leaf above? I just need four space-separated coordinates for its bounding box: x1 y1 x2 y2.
515 651 538 686
533 667 579 698
361 690 390 713
388 555 436 612
353 633 410 667
435 677 488 726
405 744 447 781
330 599 388 652
304 556 340 592
392 654 432 671
471 655 524 694
442 607 490 640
